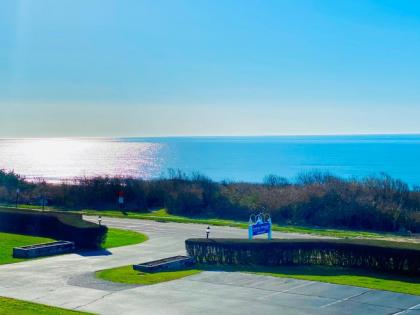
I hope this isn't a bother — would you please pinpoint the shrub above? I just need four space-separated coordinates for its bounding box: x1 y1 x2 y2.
186 238 420 275
0 207 107 248
2 170 420 233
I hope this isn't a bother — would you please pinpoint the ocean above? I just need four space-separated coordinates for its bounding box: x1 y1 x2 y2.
1 135 420 186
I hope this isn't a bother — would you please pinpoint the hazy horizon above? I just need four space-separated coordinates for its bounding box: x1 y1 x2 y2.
3 132 420 140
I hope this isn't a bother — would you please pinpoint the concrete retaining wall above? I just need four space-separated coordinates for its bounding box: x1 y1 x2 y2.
133 256 194 273
13 241 75 258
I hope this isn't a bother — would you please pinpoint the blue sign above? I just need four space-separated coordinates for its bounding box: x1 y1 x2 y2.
248 212 272 240
252 222 271 236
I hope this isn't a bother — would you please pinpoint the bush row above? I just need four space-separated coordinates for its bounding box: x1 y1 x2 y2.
0 207 107 248
1 169 420 232
185 238 420 275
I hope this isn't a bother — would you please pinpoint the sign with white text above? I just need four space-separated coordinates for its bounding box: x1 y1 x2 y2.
248 213 272 240
251 222 271 236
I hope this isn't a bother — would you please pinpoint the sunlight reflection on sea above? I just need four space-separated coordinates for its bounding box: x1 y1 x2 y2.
0 138 165 182
1 135 420 185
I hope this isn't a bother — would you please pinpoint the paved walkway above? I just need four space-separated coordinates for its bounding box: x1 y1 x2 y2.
0 216 419 314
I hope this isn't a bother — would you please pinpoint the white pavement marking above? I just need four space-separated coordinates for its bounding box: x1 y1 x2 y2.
321 290 370 308
390 303 420 315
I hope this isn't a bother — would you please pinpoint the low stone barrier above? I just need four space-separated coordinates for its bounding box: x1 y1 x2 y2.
133 256 194 273
13 241 75 258
186 238 420 275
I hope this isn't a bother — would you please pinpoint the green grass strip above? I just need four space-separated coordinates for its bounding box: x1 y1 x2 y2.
82 208 401 239
103 228 148 249
0 204 409 240
199 264 420 296
0 232 55 265
96 265 201 285
0 228 148 266
253 266 420 296
95 262 420 295
0 297 92 315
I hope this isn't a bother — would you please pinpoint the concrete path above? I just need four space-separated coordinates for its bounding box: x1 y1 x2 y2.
0 216 419 314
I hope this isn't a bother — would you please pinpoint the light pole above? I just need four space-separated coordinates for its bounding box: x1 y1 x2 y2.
41 180 46 211
206 226 211 239
42 194 46 211
15 188 20 208
118 191 124 211
98 215 102 226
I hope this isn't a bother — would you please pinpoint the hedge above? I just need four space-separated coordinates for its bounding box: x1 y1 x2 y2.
0 207 107 248
185 238 420 275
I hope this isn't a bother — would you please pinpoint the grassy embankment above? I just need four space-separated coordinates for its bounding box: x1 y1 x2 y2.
103 228 148 249
96 263 420 296
2 204 413 240
0 297 92 315
81 208 409 240
0 228 147 265
247 265 420 296
0 232 55 265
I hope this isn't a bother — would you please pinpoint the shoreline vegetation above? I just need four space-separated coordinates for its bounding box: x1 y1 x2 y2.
2 169 420 237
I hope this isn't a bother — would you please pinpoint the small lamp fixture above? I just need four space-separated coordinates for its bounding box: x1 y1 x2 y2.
15 188 20 208
206 226 211 239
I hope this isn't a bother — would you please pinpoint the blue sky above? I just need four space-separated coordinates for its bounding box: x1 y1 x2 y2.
1 0 420 137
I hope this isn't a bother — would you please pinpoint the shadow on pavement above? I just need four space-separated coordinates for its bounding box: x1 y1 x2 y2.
77 248 112 257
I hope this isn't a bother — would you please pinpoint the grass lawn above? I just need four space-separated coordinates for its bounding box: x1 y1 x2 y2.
0 205 412 240
103 228 148 249
82 208 403 240
199 264 420 296
0 232 55 265
0 228 147 266
0 297 91 315
95 262 420 295
96 265 201 285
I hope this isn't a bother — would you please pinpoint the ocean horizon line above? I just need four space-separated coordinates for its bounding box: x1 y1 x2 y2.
2 132 420 140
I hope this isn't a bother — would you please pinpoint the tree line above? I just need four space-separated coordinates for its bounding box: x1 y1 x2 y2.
1 169 420 233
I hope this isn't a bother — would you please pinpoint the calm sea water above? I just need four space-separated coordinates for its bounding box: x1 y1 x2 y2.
1 135 420 186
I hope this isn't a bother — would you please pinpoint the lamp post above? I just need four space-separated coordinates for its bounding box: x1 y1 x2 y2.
118 191 124 210
40 180 46 211
15 188 20 208
206 226 211 239
98 215 102 226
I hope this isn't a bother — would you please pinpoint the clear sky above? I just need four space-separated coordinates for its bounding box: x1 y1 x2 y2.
1 0 420 137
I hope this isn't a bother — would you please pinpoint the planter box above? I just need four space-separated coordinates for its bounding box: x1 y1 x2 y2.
133 256 194 273
13 241 75 258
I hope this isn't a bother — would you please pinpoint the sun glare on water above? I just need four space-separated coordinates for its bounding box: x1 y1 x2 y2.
0 138 165 182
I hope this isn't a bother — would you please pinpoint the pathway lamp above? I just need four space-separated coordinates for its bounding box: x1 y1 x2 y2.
15 188 20 208
206 226 211 239
41 195 46 211
118 191 124 210
98 216 102 226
